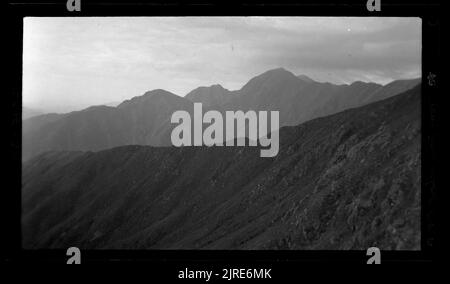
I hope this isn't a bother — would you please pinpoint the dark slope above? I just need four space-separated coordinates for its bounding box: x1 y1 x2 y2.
22 85 421 250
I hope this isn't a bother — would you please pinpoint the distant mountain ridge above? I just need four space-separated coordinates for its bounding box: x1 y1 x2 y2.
22 85 421 249
22 107 43 120
185 84 236 107
22 89 193 160
22 68 420 160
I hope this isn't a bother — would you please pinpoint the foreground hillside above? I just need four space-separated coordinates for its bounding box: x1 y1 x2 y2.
22 85 421 250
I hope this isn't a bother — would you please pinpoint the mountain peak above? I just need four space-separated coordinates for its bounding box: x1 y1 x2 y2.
210 83 225 89
244 68 295 84
349 81 381 88
185 84 234 107
350 80 366 86
239 68 299 94
142 89 176 97
117 89 181 108
262 67 293 76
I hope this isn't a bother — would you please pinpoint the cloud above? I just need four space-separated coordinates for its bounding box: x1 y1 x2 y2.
23 17 421 113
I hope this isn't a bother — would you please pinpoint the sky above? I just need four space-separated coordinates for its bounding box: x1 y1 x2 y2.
23 17 421 113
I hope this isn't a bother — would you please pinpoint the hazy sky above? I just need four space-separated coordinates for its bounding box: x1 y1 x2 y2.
23 17 421 113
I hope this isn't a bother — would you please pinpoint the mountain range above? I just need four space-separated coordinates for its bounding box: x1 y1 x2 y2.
22 68 420 161
22 84 421 249
22 107 43 120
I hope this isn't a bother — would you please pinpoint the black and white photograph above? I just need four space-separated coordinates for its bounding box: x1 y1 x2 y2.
21 16 423 251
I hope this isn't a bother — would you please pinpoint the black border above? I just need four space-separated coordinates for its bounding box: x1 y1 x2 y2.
5 0 442 267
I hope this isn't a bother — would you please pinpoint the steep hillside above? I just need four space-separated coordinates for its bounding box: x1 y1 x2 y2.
22 85 421 250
